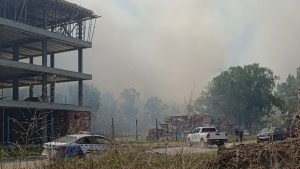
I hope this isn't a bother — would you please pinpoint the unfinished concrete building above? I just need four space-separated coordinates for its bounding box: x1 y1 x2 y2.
0 0 98 144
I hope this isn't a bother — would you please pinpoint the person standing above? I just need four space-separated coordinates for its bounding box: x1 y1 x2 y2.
234 127 239 142
239 126 244 143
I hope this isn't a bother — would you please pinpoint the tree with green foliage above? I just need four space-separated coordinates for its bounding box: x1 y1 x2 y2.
277 67 300 126
194 63 283 129
120 87 140 122
144 96 169 121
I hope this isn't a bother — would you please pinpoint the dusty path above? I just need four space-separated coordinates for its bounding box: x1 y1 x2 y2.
147 140 256 155
146 145 218 155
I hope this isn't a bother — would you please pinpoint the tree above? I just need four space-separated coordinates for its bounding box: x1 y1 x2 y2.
144 96 169 121
120 87 140 122
195 63 283 128
277 67 300 126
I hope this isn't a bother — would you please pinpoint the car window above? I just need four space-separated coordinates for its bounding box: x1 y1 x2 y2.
76 137 93 144
53 136 77 143
76 136 111 144
192 128 200 133
94 136 111 144
261 128 275 133
201 128 216 133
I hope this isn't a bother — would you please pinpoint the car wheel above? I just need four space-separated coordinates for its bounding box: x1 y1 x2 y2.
200 139 207 148
217 141 224 147
187 139 192 147
257 139 260 143
85 152 92 159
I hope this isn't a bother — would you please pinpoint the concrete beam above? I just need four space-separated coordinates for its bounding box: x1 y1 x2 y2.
0 100 92 112
0 59 92 80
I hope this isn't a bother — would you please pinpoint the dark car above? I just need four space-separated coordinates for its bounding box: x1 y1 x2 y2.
286 128 298 138
257 127 286 143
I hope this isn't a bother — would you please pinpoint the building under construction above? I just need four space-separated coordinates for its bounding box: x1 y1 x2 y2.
0 0 98 144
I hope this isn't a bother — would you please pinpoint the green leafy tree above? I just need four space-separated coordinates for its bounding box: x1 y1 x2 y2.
120 87 140 122
195 63 283 129
144 96 169 121
277 67 300 126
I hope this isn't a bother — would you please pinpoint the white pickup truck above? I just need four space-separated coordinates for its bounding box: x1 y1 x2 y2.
186 127 227 147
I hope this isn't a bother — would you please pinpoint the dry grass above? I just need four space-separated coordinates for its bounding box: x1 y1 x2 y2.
203 138 300 169
46 144 216 169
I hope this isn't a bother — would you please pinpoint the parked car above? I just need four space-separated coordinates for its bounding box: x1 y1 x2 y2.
243 130 250 136
42 132 112 158
186 127 227 147
257 127 286 143
285 128 298 138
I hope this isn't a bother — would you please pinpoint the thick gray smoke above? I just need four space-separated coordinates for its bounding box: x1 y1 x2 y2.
57 0 300 104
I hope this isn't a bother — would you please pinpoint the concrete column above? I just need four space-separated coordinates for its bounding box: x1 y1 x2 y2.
78 21 83 106
0 44 1 59
14 0 17 21
78 48 83 106
42 39 47 67
50 53 54 68
78 80 83 106
29 57 33 97
50 53 55 103
42 4 48 143
13 46 19 61
12 46 19 100
3 0 7 18
43 3 47 29
29 56 33 64
42 74 47 102
41 39 48 143
41 39 48 102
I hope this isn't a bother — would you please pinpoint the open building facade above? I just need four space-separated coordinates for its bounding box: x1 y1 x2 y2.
0 0 98 144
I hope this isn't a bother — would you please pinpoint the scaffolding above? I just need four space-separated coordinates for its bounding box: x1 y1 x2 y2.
0 0 99 42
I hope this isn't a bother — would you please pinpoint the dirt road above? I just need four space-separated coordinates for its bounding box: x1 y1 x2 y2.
147 140 256 155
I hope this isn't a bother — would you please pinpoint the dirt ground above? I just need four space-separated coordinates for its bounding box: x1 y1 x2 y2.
202 138 300 169
147 145 218 155
147 140 255 155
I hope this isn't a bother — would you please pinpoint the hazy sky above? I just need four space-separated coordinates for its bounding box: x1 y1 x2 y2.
58 0 300 104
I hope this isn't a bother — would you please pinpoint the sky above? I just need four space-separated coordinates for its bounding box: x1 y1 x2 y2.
56 0 300 104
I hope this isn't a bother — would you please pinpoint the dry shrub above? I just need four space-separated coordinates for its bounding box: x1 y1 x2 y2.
203 139 300 169
46 144 216 169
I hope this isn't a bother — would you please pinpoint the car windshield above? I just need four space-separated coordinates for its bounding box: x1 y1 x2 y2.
53 135 77 143
261 128 275 133
202 128 216 132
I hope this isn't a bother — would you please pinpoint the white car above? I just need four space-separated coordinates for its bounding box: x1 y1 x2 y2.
187 127 227 147
42 132 112 158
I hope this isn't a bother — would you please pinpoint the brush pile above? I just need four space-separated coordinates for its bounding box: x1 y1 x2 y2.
202 139 300 169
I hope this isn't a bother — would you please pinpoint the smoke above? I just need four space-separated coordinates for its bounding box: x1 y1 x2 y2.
59 0 300 104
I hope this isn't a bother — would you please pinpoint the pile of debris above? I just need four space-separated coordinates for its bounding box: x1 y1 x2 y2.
146 114 237 140
145 128 168 141
202 139 300 169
